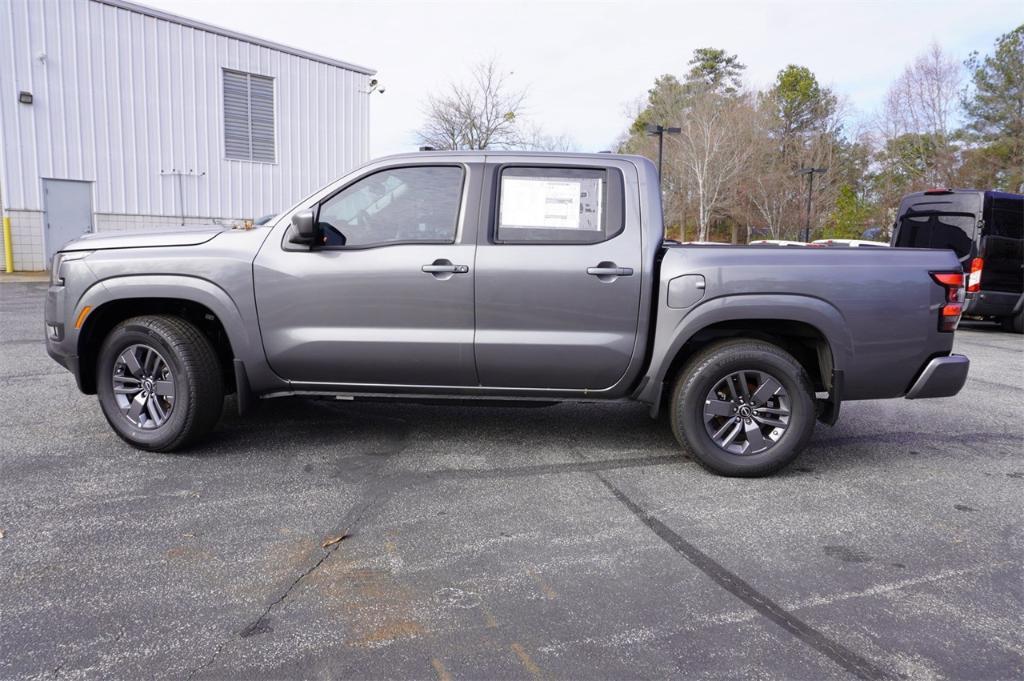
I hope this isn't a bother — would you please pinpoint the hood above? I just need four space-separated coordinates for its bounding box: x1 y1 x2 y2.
60 227 226 252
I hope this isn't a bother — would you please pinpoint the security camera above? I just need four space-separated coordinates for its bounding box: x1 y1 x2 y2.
378 87 386 94
369 79 378 88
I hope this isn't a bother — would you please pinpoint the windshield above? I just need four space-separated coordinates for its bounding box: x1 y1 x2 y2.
894 213 976 259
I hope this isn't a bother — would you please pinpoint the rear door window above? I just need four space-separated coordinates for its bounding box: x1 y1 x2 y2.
495 167 623 244
894 213 976 259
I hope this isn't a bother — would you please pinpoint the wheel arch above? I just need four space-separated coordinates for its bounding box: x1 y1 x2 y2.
75 276 249 394
638 294 852 413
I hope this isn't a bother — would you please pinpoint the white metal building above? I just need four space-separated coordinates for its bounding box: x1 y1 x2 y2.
0 0 374 271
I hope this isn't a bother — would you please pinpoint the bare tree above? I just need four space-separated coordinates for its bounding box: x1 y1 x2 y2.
738 105 801 239
745 171 800 239
876 43 963 186
669 93 755 241
897 43 963 137
417 60 527 150
417 59 573 152
519 122 578 152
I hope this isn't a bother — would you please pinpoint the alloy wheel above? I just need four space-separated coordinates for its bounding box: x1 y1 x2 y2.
111 344 175 429
702 370 791 455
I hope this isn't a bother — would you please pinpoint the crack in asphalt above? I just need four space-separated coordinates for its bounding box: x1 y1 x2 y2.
183 641 225 681
814 430 1018 450
422 454 683 480
184 487 388 680
963 375 1021 391
592 471 892 681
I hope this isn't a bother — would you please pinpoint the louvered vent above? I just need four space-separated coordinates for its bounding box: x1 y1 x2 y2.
223 69 275 162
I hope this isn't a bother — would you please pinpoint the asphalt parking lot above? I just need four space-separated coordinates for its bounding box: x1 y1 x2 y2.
1 278 1022 680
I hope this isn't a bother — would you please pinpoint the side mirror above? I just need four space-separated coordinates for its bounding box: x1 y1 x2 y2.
288 210 317 245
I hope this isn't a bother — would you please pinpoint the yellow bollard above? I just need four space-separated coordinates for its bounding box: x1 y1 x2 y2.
2 216 13 273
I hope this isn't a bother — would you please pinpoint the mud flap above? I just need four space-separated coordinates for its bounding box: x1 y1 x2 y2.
233 358 252 416
817 370 843 425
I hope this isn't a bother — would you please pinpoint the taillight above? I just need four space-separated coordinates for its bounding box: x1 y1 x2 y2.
966 257 983 293
931 271 964 332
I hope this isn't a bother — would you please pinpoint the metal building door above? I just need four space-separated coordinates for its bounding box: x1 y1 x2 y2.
43 179 93 263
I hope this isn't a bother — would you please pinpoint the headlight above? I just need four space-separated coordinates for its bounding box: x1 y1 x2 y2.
50 251 93 286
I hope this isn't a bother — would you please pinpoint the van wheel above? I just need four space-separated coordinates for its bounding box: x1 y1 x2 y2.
670 339 816 477
96 315 224 451
1001 310 1023 334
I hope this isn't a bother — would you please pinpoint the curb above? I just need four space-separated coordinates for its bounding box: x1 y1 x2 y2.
0 272 49 283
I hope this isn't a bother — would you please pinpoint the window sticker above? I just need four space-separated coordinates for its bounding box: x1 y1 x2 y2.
500 176 603 231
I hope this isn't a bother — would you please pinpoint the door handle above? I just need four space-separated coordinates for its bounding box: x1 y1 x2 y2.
586 265 634 277
422 264 469 274
422 259 469 279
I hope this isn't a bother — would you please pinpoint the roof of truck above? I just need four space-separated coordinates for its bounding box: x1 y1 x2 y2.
373 150 650 164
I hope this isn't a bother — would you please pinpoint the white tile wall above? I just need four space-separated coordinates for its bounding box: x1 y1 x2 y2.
4 210 46 271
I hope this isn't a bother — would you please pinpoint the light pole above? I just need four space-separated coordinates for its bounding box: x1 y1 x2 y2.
798 166 827 242
646 124 681 189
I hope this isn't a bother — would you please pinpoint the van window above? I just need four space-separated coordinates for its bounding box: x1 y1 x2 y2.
894 213 976 259
988 198 1023 239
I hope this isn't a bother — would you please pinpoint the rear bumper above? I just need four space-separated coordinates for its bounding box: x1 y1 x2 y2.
964 290 1019 317
905 354 970 400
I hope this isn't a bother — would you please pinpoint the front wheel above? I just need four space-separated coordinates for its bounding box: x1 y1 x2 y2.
96 315 224 451
670 339 816 477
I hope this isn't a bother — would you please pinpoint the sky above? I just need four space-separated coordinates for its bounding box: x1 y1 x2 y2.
142 0 1023 157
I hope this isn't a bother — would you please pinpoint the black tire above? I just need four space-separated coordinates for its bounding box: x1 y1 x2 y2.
670 339 816 477
1001 310 1023 334
96 315 224 452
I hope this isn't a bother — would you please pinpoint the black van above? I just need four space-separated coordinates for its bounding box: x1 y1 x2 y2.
892 189 1023 332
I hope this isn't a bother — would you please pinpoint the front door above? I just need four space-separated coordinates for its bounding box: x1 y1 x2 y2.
43 179 93 263
473 162 643 390
254 163 479 387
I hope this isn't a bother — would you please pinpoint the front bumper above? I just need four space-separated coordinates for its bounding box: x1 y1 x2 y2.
905 354 970 400
45 283 87 391
46 342 85 390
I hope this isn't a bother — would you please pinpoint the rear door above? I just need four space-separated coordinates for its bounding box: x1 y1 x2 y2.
981 193 1023 294
473 158 643 390
892 192 981 265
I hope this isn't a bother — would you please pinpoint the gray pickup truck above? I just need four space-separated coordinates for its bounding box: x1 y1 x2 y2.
45 152 970 476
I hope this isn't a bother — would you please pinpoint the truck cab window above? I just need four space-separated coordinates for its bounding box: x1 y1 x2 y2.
317 166 464 247
496 167 623 244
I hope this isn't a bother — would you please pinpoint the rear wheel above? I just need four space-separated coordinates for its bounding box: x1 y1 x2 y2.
96 315 224 451
1001 309 1023 334
670 339 816 477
